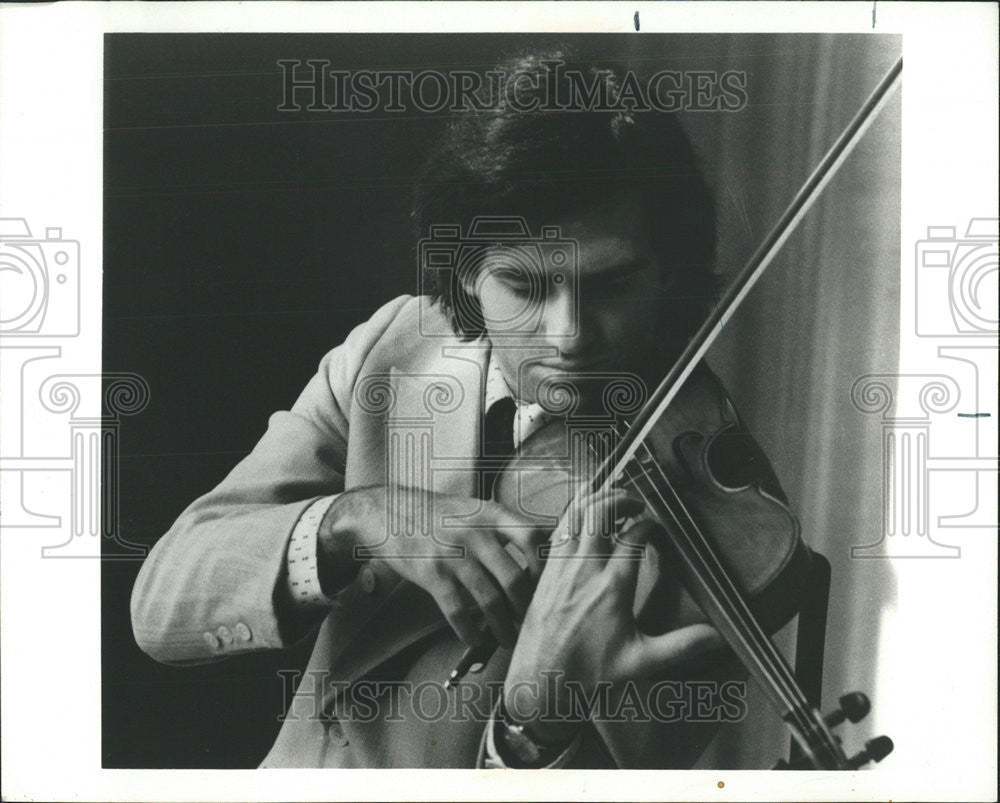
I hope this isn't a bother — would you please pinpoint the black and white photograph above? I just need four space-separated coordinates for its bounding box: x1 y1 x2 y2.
1 4 997 801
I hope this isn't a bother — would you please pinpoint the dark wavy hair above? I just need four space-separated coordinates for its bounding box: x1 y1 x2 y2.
411 45 718 342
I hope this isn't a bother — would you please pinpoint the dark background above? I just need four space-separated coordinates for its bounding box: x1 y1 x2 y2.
103 33 900 768
103 32 704 769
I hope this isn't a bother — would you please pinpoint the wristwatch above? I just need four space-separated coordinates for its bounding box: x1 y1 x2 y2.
496 699 577 767
485 698 582 769
501 719 557 766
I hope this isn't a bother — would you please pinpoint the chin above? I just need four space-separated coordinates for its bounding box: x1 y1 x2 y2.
531 367 648 419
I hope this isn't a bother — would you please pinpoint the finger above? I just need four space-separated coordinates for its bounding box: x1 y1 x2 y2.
538 477 597 551
574 489 646 557
546 486 635 557
489 505 550 572
456 564 519 649
431 580 483 647
473 538 533 619
565 478 601 534
493 525 545 579
606 518 661 584
634 623 725 675
432 583 484 648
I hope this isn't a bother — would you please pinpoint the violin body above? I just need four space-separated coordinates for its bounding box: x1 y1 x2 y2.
493 363 813 642
478 55 901 767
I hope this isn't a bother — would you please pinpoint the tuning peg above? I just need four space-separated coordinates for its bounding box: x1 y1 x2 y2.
824 692 871 727
773 732 894 770
847 735 894 769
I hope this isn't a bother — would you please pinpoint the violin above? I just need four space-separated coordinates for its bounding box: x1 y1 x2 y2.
447 56 902 770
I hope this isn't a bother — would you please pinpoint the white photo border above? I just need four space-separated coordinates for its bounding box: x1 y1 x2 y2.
0 2 996 801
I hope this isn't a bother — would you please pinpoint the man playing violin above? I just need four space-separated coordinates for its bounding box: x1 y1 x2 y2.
131 47 792 769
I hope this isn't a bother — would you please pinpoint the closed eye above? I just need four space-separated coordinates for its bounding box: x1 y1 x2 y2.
492 266 540 295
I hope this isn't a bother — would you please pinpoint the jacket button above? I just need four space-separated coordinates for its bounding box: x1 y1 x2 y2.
328 719 349 747
203 631 220 649
361 566 377 594
234 622 252 642
216 625 233 645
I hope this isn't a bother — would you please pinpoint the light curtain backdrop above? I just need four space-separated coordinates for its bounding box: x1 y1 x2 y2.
666 36 902 767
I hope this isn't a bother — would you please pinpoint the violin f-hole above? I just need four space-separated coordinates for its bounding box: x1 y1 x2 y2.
705 423 764 492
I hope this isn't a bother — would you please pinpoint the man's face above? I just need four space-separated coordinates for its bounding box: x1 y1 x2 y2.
472 190 673 409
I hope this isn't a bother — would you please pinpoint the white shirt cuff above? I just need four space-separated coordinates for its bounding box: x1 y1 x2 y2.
483 698 582 769
286 495 340 609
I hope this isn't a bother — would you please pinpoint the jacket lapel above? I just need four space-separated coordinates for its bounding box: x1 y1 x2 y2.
386 341 489 499
305 339 492 700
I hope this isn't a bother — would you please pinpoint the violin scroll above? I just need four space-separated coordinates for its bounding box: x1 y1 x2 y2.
773 691 894 770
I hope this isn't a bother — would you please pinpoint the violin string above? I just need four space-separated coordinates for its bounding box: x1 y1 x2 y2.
594 425 836 760
569 56 904 765
579 426 839 764
611 446 807 722
624 433 841 762
570 59 906 765
582 429 801 719
619 440 822 747
616 454 831 761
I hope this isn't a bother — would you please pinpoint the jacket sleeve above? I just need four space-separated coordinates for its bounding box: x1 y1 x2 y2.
585 655 748 768
130 295 412 665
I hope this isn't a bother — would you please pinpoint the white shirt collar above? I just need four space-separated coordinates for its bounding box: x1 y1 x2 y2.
484 348 549 449
484 347 512 410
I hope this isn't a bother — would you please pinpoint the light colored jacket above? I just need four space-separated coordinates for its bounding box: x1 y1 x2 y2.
131 294 769 768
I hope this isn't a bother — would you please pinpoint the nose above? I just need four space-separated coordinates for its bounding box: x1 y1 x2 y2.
540 284 592 356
